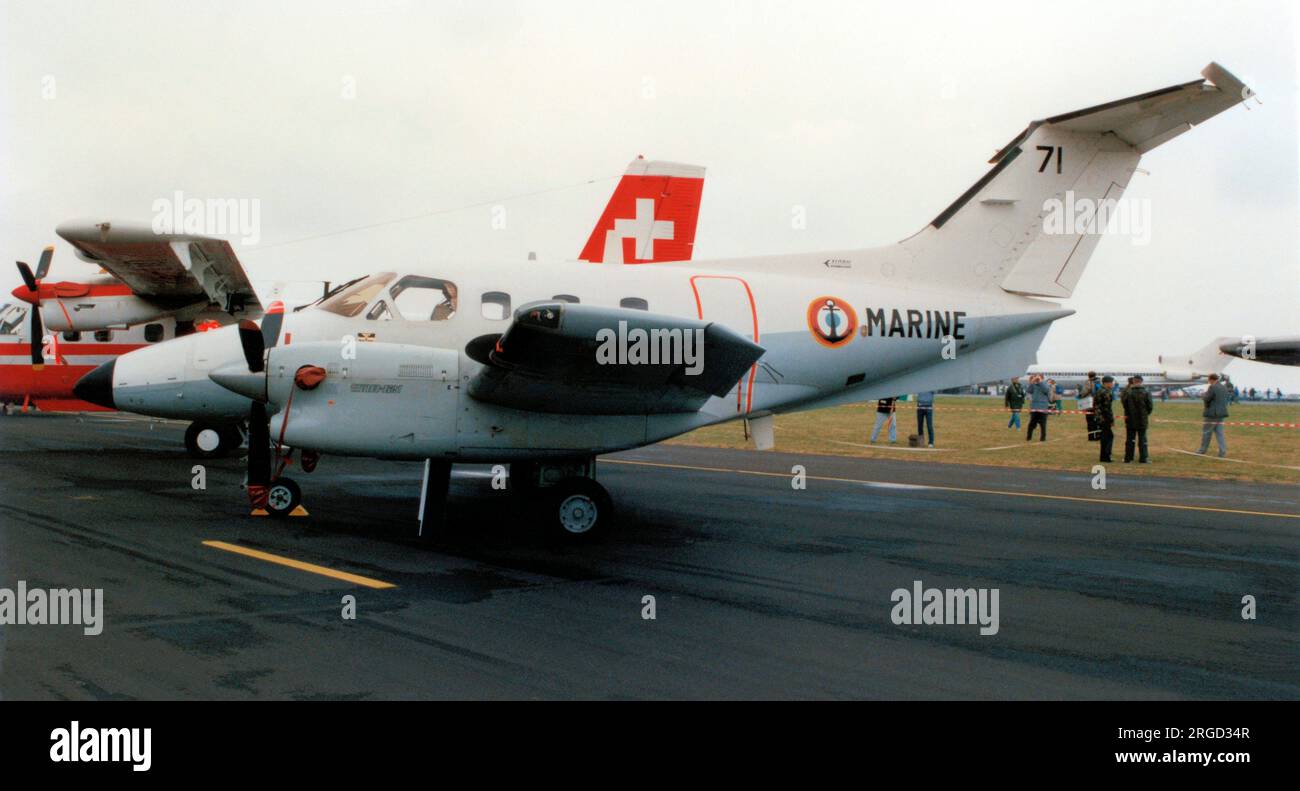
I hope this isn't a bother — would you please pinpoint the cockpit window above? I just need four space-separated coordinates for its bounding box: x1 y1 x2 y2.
389 275 458 321
319 272 397 317
366 300 393 321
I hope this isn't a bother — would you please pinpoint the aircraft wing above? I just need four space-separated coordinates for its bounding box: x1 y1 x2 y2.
466 302 764 414
55 220 260 314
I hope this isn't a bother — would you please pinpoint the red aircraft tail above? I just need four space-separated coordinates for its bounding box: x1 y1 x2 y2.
579 157 705 264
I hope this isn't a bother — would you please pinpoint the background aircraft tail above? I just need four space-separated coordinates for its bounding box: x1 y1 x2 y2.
898 63 1252 299
1160 336 1236 374
579 157 704 264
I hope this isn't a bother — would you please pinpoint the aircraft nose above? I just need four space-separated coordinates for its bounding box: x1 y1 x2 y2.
10 284 38 304
73 359 116 409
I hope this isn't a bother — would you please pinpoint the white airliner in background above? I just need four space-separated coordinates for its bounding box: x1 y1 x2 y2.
70 64 1254 539
1027 337 1234 387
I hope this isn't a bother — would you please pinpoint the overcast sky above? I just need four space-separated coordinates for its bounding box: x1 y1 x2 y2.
2 0 1296 389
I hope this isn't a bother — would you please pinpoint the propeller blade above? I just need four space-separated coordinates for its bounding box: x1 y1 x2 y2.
261 301 285 349
16 261 37 292
35 246 53 280
237 319 266 373
30 305 44 367
247 401 272 489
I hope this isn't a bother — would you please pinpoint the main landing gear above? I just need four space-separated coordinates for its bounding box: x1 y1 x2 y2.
508 458 613 542
185 421 243 459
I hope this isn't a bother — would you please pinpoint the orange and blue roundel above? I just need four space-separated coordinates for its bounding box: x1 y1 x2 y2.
806 296 857 348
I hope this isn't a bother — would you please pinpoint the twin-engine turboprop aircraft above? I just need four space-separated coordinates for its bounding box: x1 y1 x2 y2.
76 64 1253 540
52 156 705 454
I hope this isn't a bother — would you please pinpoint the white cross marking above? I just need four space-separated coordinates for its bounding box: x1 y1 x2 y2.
602 198 673 263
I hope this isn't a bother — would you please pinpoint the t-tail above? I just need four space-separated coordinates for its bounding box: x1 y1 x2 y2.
579 157 705 264
896 63 1253 299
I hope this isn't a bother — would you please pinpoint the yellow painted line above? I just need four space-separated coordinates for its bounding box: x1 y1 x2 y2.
602 458 1300 520
202 541 396 589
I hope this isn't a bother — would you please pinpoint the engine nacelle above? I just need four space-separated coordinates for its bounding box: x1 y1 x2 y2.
42 294 203 332
1162 368 1197 382
265 340 460 459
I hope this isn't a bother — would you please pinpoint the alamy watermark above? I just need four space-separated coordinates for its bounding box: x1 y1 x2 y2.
890 580 999 636
152 189 261 245
0 580 103 635
595 320 704 375
1042 191 1150 246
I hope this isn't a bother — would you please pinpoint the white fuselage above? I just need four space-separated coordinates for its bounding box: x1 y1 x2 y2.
106 251 1070 460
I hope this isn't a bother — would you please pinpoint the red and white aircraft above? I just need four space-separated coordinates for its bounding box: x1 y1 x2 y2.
1 156 705 427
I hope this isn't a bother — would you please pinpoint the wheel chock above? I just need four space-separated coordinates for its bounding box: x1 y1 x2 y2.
289 505 310 517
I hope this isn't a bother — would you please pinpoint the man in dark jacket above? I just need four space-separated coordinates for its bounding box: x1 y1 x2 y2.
869 397 898 444
1197 373 1231 457
1025 374 1052 441
1094 376 1116 462
1120 375 1154 463
1005 377 1026 429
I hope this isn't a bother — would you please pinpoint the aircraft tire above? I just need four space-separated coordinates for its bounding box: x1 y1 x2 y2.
265 478 302 518
545 477 612 542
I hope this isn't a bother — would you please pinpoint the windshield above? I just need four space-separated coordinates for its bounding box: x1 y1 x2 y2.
318 272 396 317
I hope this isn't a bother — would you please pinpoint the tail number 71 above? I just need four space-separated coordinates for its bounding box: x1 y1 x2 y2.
1037 145 1063 174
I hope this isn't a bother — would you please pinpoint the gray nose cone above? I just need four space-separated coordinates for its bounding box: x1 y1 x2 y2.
209 363 267 402
73 359 116 409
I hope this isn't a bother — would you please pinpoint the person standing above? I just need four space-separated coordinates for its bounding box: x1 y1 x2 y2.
1079 372 1099 441
869 396 898 444
1121 374 1154 463
915 390 936 447
1005 377 1026 430
1197 373 1231 457
1026 374 1052 442
1095 376 1116 462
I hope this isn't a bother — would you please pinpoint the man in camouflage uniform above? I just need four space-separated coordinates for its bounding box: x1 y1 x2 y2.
1094 376 1116 463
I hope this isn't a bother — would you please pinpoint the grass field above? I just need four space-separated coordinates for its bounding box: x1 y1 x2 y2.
667 396 1300 485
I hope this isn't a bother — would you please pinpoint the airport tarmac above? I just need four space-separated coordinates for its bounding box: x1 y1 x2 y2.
1 413 1296 700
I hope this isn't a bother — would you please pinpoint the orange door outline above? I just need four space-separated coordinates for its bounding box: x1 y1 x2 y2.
688 274 760 414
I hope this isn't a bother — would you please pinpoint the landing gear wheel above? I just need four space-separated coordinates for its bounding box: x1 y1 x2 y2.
265 478 302 518
186 422 240 459
545 477 612 542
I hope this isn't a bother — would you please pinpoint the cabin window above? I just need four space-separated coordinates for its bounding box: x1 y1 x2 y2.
390 275 458 321
144 323 165 343
94 330 113 342
552 294 579 304
620 297 649 311
62 331 82 342
481 291 511 320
